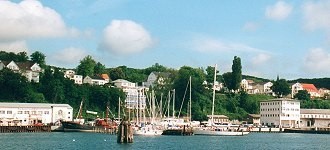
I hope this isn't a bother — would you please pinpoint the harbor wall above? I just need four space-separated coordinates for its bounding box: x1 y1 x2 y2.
0 125 51 133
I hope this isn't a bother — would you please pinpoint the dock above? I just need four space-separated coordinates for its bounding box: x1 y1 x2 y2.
0 125 51 133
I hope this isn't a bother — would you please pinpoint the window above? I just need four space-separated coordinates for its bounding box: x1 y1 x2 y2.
44 111 49 115
38 111 42 115
7 111 12 114
0 110 5 114
18 111 23 114
31 111 36 115
24 111 29 114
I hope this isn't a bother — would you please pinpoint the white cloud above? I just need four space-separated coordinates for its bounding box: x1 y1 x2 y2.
191 36 266 53
0 41 29 53
304 48 330 73
302 1 330 31
243 22 260 32
251 53 272 66
265 1 292 21
99 20 154 55
0 0 75 41
51 47 87 65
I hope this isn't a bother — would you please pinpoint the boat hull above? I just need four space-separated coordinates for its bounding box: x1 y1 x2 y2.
194 129 249 136
60 121 94 132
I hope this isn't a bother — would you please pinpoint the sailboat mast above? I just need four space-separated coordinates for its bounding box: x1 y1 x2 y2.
160 93 163 118
189 76 192 122
167 91 170 119
172 89 175 118
76 100 83 119
118 97 121 121
211 64 217 126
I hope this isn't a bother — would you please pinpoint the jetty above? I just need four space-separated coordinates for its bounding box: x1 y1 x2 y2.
0 125 51 133
283 127 330 134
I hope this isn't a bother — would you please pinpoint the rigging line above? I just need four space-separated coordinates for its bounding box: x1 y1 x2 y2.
178 78 189 118
107 106 116 119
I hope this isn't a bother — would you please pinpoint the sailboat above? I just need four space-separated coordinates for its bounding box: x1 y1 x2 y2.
60 100 94 132
161 76 196 135
194 64 249 136
133 90 163 136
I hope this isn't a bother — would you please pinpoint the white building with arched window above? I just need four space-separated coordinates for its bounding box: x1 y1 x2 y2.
0 103 72 126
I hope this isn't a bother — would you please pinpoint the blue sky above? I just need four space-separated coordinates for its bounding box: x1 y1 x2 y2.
1 0 330 80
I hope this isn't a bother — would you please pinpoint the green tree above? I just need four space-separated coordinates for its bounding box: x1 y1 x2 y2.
271 77 290 97
222 72 233 92
77 55 96 77
17 52 29 62
0 68 31 101
109 67 126 80
294 90 310 100
144 63 167 75
30 51 46 68
172 66 206 119
232 56 242 92
94 62 106 75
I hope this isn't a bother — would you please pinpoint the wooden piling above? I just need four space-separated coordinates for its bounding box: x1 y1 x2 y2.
117 119 133 143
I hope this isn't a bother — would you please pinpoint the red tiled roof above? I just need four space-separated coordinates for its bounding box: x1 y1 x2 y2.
301 84 318 92
100 74 110 80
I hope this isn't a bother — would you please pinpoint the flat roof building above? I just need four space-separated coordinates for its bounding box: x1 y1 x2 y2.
260 98 300 128
0 102 73 126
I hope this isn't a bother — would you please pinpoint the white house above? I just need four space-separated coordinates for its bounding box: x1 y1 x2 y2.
260 98 300 128
241 79 255 94
291 83 320 98
63 70 83 85
300 109 330 128
83 76 108 85
241 79 273 94
72 75 83 85
144 72 170 87
0 102 73 126
0 60 42 83
319 88 330 99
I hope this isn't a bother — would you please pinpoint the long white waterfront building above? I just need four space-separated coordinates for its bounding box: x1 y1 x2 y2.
0 102 73 126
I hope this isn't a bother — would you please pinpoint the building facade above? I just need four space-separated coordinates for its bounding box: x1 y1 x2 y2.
0 60 42 82
300 109 330 127
0 103 73 126
112 79 146 110
291 83 320 98
260 98 300 128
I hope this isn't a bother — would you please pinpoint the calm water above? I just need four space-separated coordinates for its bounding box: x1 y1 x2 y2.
0 132 329 150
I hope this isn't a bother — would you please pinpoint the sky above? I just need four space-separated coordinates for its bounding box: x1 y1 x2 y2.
1 0 330 80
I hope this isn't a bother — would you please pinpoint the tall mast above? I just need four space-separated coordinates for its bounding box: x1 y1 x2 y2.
76 100 83 119
106 101 109 123
167 91 170 119
160 93 163 118
118 97 121 121
211 64 217 126
172 89 175 118
189 76 192 122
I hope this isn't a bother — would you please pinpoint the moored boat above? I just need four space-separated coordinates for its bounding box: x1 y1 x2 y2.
133 124 163 135
60 120 94 132
194 127 249 136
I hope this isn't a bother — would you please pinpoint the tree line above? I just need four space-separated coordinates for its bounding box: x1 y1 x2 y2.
1 51 330 121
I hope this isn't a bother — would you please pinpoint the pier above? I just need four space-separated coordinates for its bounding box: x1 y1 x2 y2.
0 125 51 133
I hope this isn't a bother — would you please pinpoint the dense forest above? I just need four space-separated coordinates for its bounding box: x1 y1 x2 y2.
1 51 330 121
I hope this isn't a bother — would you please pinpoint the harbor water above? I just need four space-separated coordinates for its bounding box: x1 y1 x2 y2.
0 132 330 150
